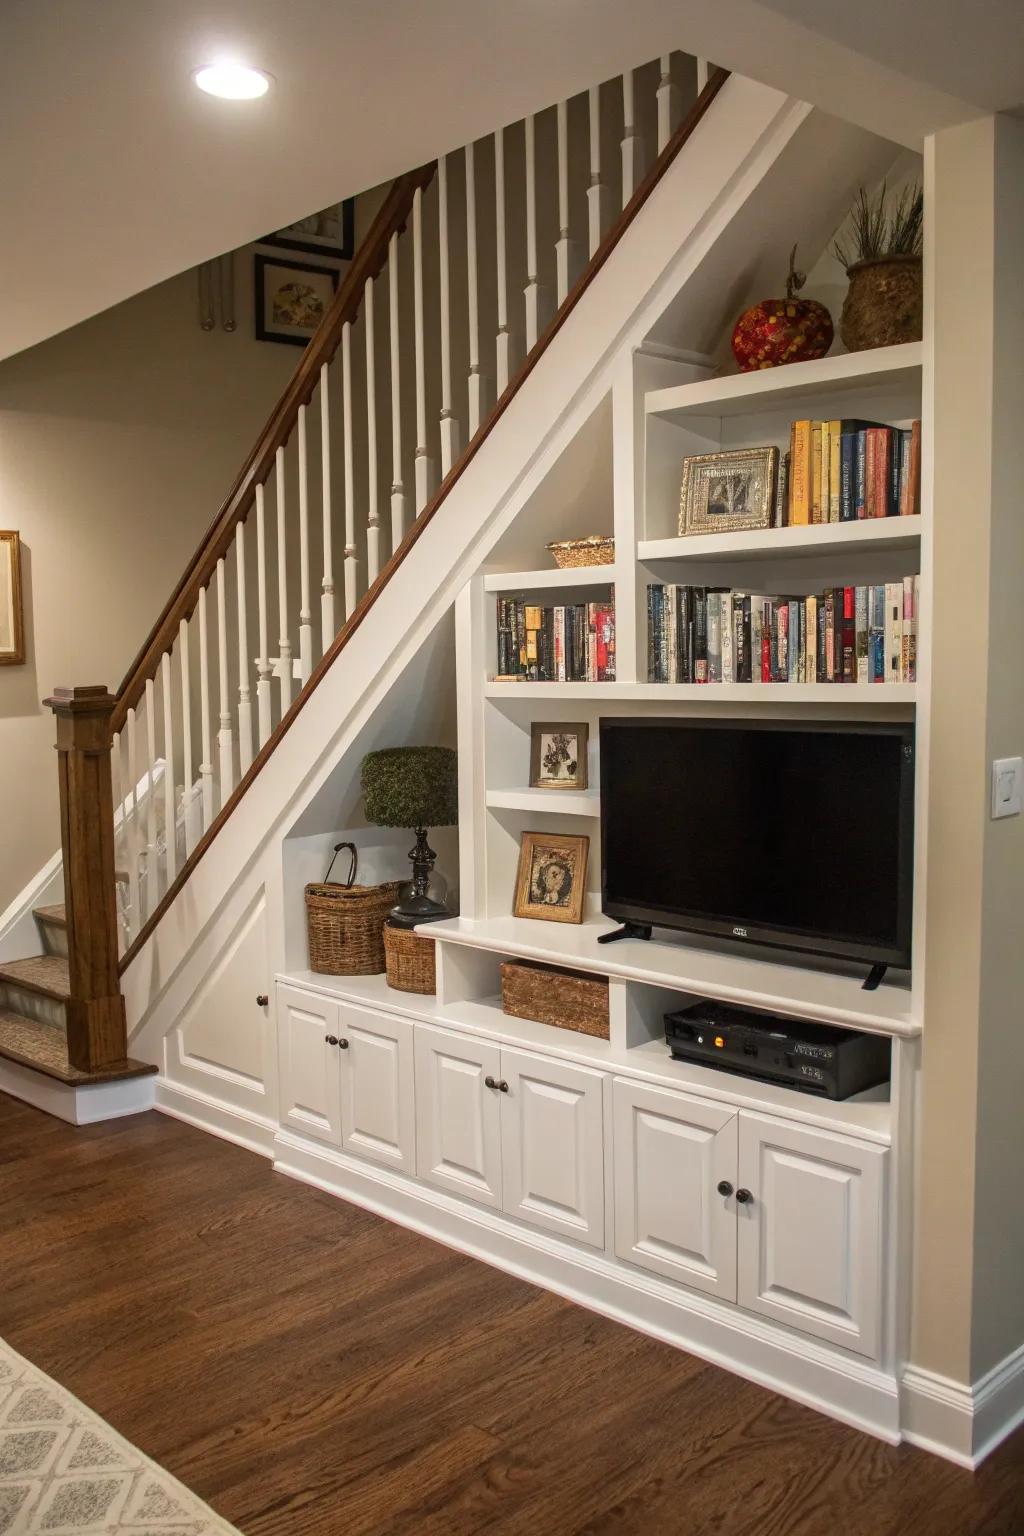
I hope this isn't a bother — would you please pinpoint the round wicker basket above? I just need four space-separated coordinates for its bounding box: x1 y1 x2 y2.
384 924 437 995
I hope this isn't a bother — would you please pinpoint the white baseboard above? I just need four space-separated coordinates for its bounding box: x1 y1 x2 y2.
0 1057 155 1125
273 1127 901 1446
902 1341 1024 1467
155 1078 276 1158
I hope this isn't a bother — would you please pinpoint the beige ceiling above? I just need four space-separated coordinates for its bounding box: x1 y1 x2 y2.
2 0 1020 362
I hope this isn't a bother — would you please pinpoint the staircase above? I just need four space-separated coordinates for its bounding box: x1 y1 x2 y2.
2 51 736 1109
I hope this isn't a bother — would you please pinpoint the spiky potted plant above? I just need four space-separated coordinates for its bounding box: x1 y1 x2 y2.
832 181 923 352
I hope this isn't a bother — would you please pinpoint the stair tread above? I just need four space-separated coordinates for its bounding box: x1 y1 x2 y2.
33 905 67 927
0 955 70 1000
0 1011 156 1087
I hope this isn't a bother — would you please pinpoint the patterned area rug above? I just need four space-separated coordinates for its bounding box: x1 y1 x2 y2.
0 1339 239 1534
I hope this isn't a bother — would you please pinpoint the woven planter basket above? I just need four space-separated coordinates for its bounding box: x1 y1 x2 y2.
546 536 615 569
305 842 402 976
839 255 922 352
501 959 609 1039
384 924 437 994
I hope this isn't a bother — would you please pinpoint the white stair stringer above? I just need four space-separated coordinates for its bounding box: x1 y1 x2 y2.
122 76 806 1081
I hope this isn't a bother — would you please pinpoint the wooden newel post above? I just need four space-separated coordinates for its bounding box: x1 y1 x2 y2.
45 685 127 1072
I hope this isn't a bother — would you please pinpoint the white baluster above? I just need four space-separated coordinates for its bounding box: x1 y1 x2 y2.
342 320 358 614
388 232 406 550
319 363 335 650
144 678 159 915
438 154 461 476
254 483 273 748
494 126 517 393
587 85 612 257
523 114 551 350
125 708 142 935
657 54 681 152
160 652 177 885
412 185 436 513
697 58 710 93
465 139 489 435
216 557 234 806
621 70 644 205
179 616 202 856
555 99 580 305
197 587 215 831
110 730 124 946
235 521 253 774
297 404 313 684
365 276 381 584
275 446 293 714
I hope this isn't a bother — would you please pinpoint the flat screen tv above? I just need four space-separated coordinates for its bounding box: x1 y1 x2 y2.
599 718 914 972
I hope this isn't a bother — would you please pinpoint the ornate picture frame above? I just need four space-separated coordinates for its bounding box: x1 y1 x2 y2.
0 531 25 666
529 722 589 790
679 446 779 536
513 830 589 925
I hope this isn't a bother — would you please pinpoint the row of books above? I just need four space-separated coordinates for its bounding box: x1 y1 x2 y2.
495 599 616 682
647 581 919 685
775 419 921 527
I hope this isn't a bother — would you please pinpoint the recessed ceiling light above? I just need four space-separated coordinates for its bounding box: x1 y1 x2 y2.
193 63 272 100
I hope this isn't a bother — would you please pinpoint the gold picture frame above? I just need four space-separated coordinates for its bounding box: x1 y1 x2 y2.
513 830 589 925
0 531 25 666
678 446 779 536
529 722 589 790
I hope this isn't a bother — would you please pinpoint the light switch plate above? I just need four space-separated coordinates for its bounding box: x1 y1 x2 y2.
991 757 1023 820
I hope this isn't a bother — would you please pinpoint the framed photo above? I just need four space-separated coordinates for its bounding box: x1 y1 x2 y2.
679 446 779 536
261 200 355 261
254 255 340 346
530 722 589 790
0 531 25 666
514 831 589 925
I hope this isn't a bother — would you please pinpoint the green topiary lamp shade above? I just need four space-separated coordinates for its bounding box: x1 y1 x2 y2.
361 747 458 927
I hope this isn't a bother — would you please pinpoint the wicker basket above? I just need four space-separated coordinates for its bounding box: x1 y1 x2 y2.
305 842 402 976
384 924 437 994
501 959 609 1039
546 536 615 569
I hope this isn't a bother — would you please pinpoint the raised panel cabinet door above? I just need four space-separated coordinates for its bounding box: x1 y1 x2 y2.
277 985 342 1146
414 1023 502 1207
612 1078 738 1301
737 1111 888 1359
499 1048 605 1248
337 1003 415 1173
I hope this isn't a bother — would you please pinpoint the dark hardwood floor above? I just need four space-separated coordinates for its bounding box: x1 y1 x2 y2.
1 1093 1021 1536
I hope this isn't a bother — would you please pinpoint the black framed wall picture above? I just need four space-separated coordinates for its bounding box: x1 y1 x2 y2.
254 255 340 346
260 200 355 261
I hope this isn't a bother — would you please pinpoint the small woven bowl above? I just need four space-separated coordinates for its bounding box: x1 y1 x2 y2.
546 536 615 569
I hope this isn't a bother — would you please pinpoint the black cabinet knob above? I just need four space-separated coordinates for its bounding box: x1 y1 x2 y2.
325 1034 338 1046
484 1075 509 1092
717 1180 734 1197
735 1187 753 1205
256 994 269 1008
338 1038 350 1049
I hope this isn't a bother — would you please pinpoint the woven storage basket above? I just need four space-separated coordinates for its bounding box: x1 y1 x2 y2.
305 843 402 976
501 959 609 1039
384 924 437 995
546 535 615 569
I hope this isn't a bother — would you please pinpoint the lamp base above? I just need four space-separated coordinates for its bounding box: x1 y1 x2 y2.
388 896 449 930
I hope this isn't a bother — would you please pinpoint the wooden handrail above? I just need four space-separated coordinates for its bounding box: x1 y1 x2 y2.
116 68 730 973
111 163 437 735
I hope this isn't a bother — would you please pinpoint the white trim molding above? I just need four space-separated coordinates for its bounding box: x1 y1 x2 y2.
0 1057 155 1126
902 1343 1024 1467
155 1079 277 1159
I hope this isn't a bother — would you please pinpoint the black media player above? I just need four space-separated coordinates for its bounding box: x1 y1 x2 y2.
663 1000 890 1101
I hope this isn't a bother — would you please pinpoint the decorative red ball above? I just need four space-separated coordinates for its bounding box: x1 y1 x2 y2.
731 297 834 373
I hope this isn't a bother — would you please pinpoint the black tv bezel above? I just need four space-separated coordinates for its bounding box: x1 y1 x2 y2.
598 716 915 970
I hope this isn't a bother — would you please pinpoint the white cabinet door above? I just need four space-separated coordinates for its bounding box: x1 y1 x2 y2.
414 1023 502 1208
613 1078 738 1301
277 985 342 1146
737 1111 887 1359
338 1003 415 1173
500 1048 605 1248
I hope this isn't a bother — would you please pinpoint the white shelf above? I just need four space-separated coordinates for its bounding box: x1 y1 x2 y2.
483 565 616 592
645 343 923 422
432 994 891 1144
639 515 922 565
486 680 916 704
422 913 917 1039
486 786 600 817
277 969 441 1024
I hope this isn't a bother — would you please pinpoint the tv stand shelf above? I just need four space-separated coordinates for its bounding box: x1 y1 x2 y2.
422 914 917 1038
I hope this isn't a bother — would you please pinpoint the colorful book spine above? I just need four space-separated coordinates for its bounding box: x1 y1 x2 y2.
791 420 812 526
